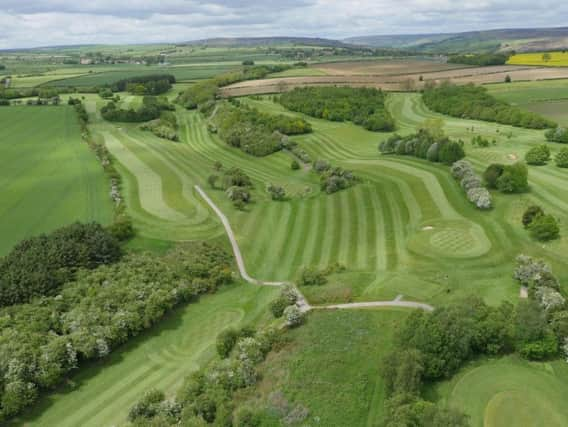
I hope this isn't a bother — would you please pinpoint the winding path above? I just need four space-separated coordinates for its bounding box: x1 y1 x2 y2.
195 185 434 313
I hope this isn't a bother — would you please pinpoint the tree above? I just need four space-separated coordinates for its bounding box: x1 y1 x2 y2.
207 174 219 189
216 328 239 358
529 214 560 241
555 148 568 167
497 162 528 193
419 118 445 140
284 305 303 327
267 184 286 201
522 205 544 228
382 349 424 396
269 297 290 318
483 163 505 189
505 74 512 83
525 144 550 165
290 159 300 170
542 52 552 63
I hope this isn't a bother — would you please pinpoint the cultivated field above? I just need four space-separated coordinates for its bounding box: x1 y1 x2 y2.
11 284 278 427
508 51 568 67
0 106 113 255
220 62 568 97
433 356 568 426
312 59 466 75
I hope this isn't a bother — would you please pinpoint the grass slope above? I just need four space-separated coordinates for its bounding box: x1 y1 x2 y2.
0 106 113 255
250 309 408 426
13 284 278 427
431 356 568 427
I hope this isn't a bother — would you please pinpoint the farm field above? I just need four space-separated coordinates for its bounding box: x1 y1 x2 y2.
11 283 278 427
89 90 568 308
312 59 466 75
431 356 568 427
508 51 568 67
247 309 408 426
0 106 113 255
219 62 568 97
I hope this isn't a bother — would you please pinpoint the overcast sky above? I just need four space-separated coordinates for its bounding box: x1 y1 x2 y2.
1 0 567 49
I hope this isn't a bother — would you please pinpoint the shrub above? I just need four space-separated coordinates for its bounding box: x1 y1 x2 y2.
483 163 505 189
438 141 465 165
545 127 568 143
461 173 482 192
555 148 568 167
284 305 304 327
297 267 327 286
107 218 135 241
450 160 473 180
269 297 289 318
525 144 551 165
216 328 239 358
519 333 558 360
426 142 439 162
128 389 166 421
522 206 544 228
290 159 300 170
529 214 560 242
467 187 492 209
234 406 261 427
267 184 286 201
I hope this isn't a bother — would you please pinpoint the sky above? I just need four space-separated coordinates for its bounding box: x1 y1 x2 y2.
0 0 567 49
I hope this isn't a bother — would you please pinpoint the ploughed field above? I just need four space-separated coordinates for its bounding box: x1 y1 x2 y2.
0 106 113 255
90 91 568 307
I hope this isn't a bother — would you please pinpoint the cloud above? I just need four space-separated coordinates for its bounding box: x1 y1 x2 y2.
0 0 567 48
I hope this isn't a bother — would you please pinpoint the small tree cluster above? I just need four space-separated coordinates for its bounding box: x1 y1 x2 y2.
267 184 286 201
297 267 328 286
483 162 528 193
221 168 253 209
525 144 551 165
555 147 568 168
471 135 495 148
521 205 560 241
269 285 299 318
545 127 568 143
451 160 492 209
312 159 357 194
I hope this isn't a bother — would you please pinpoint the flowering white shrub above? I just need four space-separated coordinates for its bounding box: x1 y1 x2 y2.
467 187 492 209
284 305 304 327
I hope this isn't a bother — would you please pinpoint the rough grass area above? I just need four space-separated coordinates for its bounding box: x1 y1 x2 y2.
11 284 278 427
244 309 408 426
0 106 113 255
431 356 568 427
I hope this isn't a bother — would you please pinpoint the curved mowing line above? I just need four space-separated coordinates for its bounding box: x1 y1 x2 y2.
195 185 433 312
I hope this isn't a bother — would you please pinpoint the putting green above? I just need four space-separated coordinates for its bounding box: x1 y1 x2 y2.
437 357 568 427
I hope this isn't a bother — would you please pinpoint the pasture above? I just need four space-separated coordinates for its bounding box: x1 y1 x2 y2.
432 356 568 427
12 283 278 427
0 106 113 255
249 309 408 426
508 51 568 67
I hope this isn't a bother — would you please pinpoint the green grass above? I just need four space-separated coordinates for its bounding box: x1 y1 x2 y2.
91 91 568 307
12 283 278 427
268 67 328 77
0 106 113 255
431 356 568 427
247 309 408 426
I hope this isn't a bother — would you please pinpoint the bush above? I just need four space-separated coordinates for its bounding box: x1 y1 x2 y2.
545 127 568 143
290 159 300 170
529 214 560 242
450 160 473 180
483 163 505 189
267 184 286 201
234 406 261 427
297 267 327 286
467 187 492 209
519 333 558 360
522 206 544 228
555 148 568 167
525 144 551 165
497 162 528 193
284 306 304 327
128 389 166 421
269 297 289 318
216 329 239 358
107 218 135 241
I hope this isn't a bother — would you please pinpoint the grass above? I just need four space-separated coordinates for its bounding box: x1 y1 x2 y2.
430 356 568 427
245 309 408 426
0 106 113 255
90 91 568 307
268 67 328 77
12 283 278 427
508 51 568 67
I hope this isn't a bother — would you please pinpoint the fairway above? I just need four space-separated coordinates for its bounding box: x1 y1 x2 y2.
433 356 568 427
13 284 278 427
0 106 113 255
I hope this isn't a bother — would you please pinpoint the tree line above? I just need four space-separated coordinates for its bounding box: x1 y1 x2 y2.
101 96 174 123
0 230 234 422
422 83 555 129
279 87 396 132
447 53 509 66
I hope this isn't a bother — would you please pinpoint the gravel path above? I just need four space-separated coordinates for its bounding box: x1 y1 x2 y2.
195 185 433 313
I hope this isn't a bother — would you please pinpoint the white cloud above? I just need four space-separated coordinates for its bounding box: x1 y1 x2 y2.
0 0 567 48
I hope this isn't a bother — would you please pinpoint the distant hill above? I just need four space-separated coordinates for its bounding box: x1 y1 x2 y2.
186 37 348 48
345 27 568 53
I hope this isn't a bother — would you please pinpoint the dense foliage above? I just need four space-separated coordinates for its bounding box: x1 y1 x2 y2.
140 111 179 141
379 128 466 165
213 101 311 157
279 87 395 132
108 74 175 95
451 160 492 209
312 159 358 194
0 243 233 421
483 162 529 193
423 83 555 129
0 223 121 306
545 127 568 144
555 147 568 167
447 53 509 66
525 144 551 165
101 96 174 123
